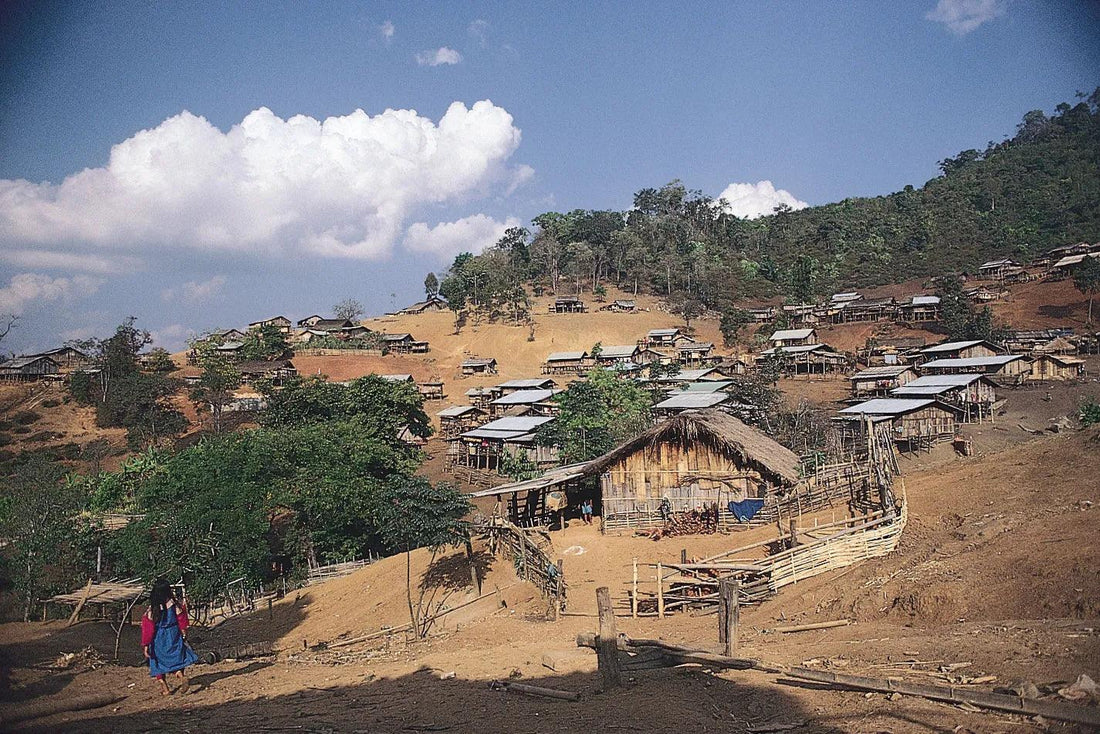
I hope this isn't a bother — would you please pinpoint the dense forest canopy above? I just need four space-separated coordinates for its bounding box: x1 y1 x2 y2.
437 92 1100 313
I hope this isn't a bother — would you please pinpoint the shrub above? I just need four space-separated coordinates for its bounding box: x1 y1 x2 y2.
1081 398 1100 427
13 411 40 425
41 399 61 408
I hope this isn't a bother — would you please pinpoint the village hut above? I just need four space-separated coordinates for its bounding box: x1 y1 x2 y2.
437 405 487 437
589 410 802 531
769 327 816 348
919 339 1004 361
248 316 292 333
898 295 941 322
25 347 91 372
497 378 557 395
757 344 847 376
417 380 445 400
781 304 819 325
450 416 558 472
977 258 1020 280
465 385 502 408
238 360 298 385
919 354 1029 379
676 341 715 365
461 357 498 376
849 365 917 398
836 398 962 450
550 295 587 313
542 351 590 375
488 388 561 417
599 299 636 312
0 355 60 381
593 345 641 366
714 355 751 376
297 315 325 327
381 333 429 354
833 297 896 323
1029 353 1085 381
394 294 449 315
642 328 685 347
890 374 997 422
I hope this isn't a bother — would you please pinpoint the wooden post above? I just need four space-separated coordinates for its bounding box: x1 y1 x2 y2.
788 518 799 548
719 578 739 656
552 559 564 621
656 563 664 619
465 534 482 595
680 548 687 564
631 558 638 619
595 587 621 689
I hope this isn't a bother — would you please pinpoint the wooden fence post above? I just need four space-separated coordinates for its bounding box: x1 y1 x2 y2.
596 587 621 689
720 578 739 656
465 534 481 595
788 518 799 548
552 559 564 621
656 563 664 619
631 558 638 619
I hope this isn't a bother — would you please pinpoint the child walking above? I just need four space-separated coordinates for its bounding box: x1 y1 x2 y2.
141 578 198 695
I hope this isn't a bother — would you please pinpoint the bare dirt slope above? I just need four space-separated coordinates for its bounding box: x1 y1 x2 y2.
4 426 1099 732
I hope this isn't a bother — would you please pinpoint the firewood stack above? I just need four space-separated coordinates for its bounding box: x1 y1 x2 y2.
663 504 720 536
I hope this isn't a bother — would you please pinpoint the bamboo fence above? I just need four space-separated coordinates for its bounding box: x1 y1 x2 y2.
478 517 565 610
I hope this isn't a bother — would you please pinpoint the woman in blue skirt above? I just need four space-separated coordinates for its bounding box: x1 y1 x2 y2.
140 578 198 695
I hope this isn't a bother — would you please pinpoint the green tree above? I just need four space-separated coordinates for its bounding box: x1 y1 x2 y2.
143 347 177 373
719 307 751 347
373 476 470 637
1072 256 1100 324
240 324 290 361
537 368 652 463
0 456 88 620
438 276 468 333
424 272 439 297
189 351 243 434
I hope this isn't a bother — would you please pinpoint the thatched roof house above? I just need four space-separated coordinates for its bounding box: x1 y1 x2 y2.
590 410 802 531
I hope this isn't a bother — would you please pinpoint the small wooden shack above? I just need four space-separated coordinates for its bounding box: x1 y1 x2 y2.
590 410 802 532
248 316 292 333
437 405 487 437
417 380 445 400
837 398 961 450
238 359 298 385
489 388 561 417
594 345 641 366
542 351 590 375
890 374 997 422
920 354 1029 379
466 385 502 408
0 355 60 381
677 341 715 365
769 328 817 348
977 258 1020 280
395 294 449 315
497 378 557 395
898 295 941 322
1029 353 1085 381
643 328 684 347
382 333 430 354
451 416 559 472
919 339 1003 362
758 344 847 376
600 299 636 312
27 347 91 371
461 357 498 376
849 366 917 398
652 391 731 416
550 296 587 313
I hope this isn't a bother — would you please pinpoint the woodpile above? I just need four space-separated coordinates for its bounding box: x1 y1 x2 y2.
660 504 720 537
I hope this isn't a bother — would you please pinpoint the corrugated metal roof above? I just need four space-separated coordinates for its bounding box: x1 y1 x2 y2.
461 358 496 367
909 295 941 306
490 389 559 405
770 328 814 341
598 345 639 358
469 461 592 498
647 328 680 337
1 355 57 369
679 381 733 393
839 398 935 415
654 392 731 410
850 366 912 380
437 405 481 417
678 341 714 351
831 292 862 302
921 340 983 353
763 343 831 355
379 374 413 382
460 416 554 440
497 378 555 389
922 355 1024 369
674 368 721 381
546 351 588 361
898 374 984 387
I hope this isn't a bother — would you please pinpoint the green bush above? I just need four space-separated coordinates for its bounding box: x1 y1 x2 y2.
13 411 40 425
1081 398 1100 427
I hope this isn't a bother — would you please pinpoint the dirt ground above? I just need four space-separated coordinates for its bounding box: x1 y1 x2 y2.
3 423 1099 732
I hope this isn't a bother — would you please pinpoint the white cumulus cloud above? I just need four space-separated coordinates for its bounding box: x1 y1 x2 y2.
403 214 520 261
161 274 228 304
715 181 808 220
0 101 526 264
925 0 1005 35
416 47 462 66
0 272 102 315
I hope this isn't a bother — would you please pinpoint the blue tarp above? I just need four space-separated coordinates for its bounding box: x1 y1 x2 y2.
728 498 765 523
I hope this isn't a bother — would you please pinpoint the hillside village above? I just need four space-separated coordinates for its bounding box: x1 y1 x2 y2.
1 230 1099 731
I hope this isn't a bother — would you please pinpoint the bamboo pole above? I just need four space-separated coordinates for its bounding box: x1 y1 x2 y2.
656 563 664 619
631 558 638 619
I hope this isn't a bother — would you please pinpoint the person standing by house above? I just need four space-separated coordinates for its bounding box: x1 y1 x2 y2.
580 498 594 525
141 578 198 695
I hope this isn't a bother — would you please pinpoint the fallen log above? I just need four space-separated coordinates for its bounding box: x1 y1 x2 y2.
0 693 128 725
782 667 1100 728
773 619 850 634
489 680 580 701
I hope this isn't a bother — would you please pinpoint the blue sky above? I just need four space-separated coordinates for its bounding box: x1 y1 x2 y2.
0 0 1096 353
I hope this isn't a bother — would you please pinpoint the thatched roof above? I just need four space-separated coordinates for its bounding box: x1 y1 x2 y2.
587 409 801 486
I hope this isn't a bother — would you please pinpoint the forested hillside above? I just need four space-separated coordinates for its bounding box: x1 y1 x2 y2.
435 91 1100 314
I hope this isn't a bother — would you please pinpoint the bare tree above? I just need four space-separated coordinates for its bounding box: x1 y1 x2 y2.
0 314 17 346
